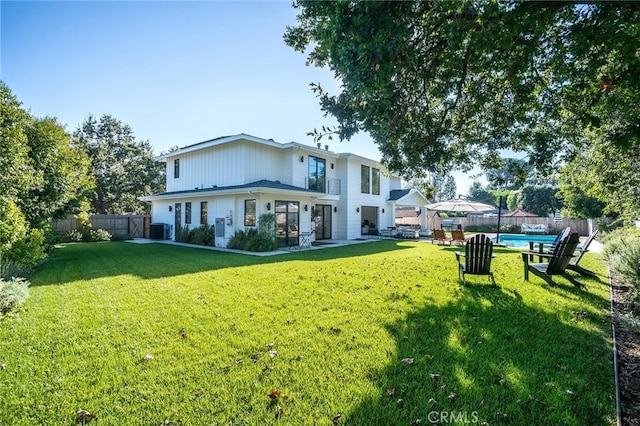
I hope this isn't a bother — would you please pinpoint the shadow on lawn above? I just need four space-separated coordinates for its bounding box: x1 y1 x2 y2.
345 285 615 425
30 240 412 286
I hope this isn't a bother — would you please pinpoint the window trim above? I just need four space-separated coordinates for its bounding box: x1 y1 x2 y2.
361 165 371 194
200 201 208 225
244 199 256 227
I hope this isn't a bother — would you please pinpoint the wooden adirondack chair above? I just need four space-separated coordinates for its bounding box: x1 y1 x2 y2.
455 234 496 286
521 232 581 286
566 229 599 276
432 229 451 245
451 229 466 245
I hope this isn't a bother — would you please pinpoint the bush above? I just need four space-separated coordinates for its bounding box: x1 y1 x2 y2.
0 277 30 315
604 227 640 315
4 228 48 268
227 214 278 252
0 258 32 280
187 224 215 246
175 226 191 243
64 229 84 242
89 229 112 242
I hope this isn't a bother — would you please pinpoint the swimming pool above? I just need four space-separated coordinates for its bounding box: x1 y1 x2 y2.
492 233 557 248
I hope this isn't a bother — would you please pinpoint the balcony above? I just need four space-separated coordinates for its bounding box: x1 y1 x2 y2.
305 177 341 195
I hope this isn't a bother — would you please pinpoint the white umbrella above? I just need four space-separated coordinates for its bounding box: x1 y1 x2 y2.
426 199 495 213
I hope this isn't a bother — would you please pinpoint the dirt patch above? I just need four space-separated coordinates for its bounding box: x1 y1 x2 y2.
611 275 640 425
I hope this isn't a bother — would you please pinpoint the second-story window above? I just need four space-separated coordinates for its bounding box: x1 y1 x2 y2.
361 165 370 194
174 159 180 179
372 168 380 195
308 156 326 192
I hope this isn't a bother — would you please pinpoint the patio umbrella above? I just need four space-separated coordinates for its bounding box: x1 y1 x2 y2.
502 209 537 217
426 199 495 213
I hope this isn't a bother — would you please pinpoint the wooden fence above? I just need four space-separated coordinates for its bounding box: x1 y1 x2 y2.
426 215 601 236
53 215 151 238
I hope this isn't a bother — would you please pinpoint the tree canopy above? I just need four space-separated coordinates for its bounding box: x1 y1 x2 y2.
74 115 164 215
285 1 640 179
0 81 91 265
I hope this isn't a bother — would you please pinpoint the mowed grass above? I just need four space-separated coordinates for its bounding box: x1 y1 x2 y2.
0 240 615 425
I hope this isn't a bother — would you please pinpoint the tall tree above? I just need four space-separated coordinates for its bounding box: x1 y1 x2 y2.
0 81 92 265
518 185 563 217
21 117 92 228
74 115 164 214
285 1 640 179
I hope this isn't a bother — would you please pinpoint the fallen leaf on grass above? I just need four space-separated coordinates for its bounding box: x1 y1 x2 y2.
0 364 5 370
144 354 153 361
76 409 96 421
447 392 457 400
269 351 278 358
401 358 414 365
386 388 395 396
430 373 440 381
268 389 281 400
332 413 342 424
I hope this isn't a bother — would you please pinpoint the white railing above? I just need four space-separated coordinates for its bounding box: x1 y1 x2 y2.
304 177 341 195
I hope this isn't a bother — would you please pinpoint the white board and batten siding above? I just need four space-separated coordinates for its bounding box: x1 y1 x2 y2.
164 141 287 192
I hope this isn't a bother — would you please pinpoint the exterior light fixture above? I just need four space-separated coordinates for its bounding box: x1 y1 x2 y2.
356 207 360 213
382 208 385 213
331 163 334 169
266 202 271 211
169 205 172 212
300 156 304 162
304 204 308 212
334 207 337 213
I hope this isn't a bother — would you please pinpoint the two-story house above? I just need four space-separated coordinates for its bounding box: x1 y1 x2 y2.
141 134 428 247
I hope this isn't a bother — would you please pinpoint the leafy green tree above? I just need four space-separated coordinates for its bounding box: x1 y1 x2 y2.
559 134 639 221
74 115 164 214
21 118 92 228
518 185 563 217
467 182 495 206
285 2 640 179
486 159 531 190
0 82 92 267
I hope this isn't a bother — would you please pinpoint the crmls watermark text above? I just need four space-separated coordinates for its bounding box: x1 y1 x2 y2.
427 411 479 424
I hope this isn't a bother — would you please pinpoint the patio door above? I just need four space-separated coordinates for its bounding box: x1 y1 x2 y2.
275 201 299 247
314 204 332 240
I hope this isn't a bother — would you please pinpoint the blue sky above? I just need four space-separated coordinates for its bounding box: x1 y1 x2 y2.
2 1 479 194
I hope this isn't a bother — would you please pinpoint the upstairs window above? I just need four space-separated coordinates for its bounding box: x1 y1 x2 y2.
361 165 370 194
372 168 381 195
174 159 180 178
308 156 326 192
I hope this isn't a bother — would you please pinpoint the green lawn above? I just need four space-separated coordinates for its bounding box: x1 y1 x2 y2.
0 240 615 425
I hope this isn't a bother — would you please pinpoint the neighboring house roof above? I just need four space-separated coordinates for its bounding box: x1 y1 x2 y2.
502 209 538 217
395 207 422 218
140 179 318 201
388 188 429 206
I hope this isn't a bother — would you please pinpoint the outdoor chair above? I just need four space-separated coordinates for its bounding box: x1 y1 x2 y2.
431 229 451 245
527 226 571 261
566 229 599 276
455 234 496 286
451 229 467 245
521 232 581 286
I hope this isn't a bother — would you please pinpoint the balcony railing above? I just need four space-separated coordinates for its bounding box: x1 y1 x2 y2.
305 177 341 195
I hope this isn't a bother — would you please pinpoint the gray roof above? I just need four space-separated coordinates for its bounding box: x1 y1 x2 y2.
147 179 318 198
388 189 411 201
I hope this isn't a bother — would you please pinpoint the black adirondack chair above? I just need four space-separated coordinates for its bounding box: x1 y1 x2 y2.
455 234 496 286
521 232 581 286
566 229 599 276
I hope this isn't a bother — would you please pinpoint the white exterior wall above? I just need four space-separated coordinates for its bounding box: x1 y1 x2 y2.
164 140 287 192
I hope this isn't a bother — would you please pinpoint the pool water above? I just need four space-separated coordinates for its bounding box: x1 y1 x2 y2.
493 233 557 248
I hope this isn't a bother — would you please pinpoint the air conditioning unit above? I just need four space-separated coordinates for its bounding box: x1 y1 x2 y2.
150 223 171 240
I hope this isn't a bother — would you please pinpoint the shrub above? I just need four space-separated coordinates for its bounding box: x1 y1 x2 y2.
0 277 30 315
187 224 215 246
90 229 112 242
65 229 84 242
604 227 640 315
4 228 48 268
0 258 32 280
227 214 278 252
175 226 190 243
227 229 256 250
